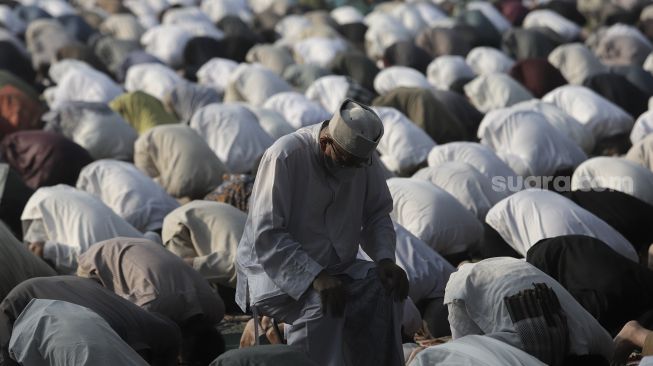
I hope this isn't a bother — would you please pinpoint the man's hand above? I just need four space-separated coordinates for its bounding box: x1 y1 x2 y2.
28 241 45 258
183 257 195 267
312 272 346 317
377 259 409 301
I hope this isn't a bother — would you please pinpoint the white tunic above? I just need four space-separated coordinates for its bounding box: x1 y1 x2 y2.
236 123 396 309
464 73 534 113
76 160 180 233
9 299 149 366
629 110 653 144
263 92 331 130
542 85 634 140
509 100 595 154
372 107 436 174
485 189 638 261
477 109 587 177
412 335 546 366
547 43 607 85
426 55 476 91
124 63 185 102
387 178 484 255
226 64 293 106
571 157 653 206
305 75 352 114
523 9 581 41
48 66 124 109
465 47 515 75
427 142 520 184
626 133 653 171
444 257 613 360
414 162 509 221
190 104 274 173
196 58 239 96
21 185 144 274
43 102 138 161
373 66 432 95
358 222 455 302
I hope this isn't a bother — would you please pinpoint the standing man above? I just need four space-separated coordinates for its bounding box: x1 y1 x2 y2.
236 99 409 366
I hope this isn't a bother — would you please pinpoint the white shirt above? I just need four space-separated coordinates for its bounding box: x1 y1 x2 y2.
464 73 534 113
196 58 239 96
43 102 138 161
426 55 476 91
263 92 331 130
372 107 436 174
227 64 293 107
330 6 364 25
236 123 396 308
373 66 431 95
571 157 653 206
200 0 253 23
542 85 634 140
124 63 185 102
49 66 123 109
414 162 509 221
305 75 352 114
629 110 653 144
412 335 546 366
9 299 149 366
478 109 587 177
509 100 595 154
141 24 223 69
626 133 653 171
523 9 582 41
21 185 144 274
444 257 614 359
190 103 274 173
358 222 455 302
485 189 638 261
248 107 296 141
364 13 412 60
76 160 179 233
548 43 607 85
427 142 520 184
293 37 347 68
465 47 515 75
387 178 484 255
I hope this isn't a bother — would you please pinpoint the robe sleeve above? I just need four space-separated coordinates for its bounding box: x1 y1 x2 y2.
250 152 323 300
359 155 397 263
42 240 79 274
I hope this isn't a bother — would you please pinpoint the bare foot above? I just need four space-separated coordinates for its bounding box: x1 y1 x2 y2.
613 321 646 365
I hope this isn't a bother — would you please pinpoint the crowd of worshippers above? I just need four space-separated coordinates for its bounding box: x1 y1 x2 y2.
1 0 653 365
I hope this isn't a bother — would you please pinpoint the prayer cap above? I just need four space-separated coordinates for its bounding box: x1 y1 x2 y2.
328 99 383 159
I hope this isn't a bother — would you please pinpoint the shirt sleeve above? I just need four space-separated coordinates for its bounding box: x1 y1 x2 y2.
248 152 323 300
359 156 397 263
43 240 79 275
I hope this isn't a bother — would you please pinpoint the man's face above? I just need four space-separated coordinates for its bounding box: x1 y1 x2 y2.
320 137 371 169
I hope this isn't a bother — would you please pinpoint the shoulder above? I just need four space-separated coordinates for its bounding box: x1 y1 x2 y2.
262 124 321 163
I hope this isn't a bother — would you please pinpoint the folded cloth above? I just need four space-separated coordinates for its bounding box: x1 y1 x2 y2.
504 283 569 366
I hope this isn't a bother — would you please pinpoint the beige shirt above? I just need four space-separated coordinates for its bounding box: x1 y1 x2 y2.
134 124 227 200
162 201 247 288
77 237 224 325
